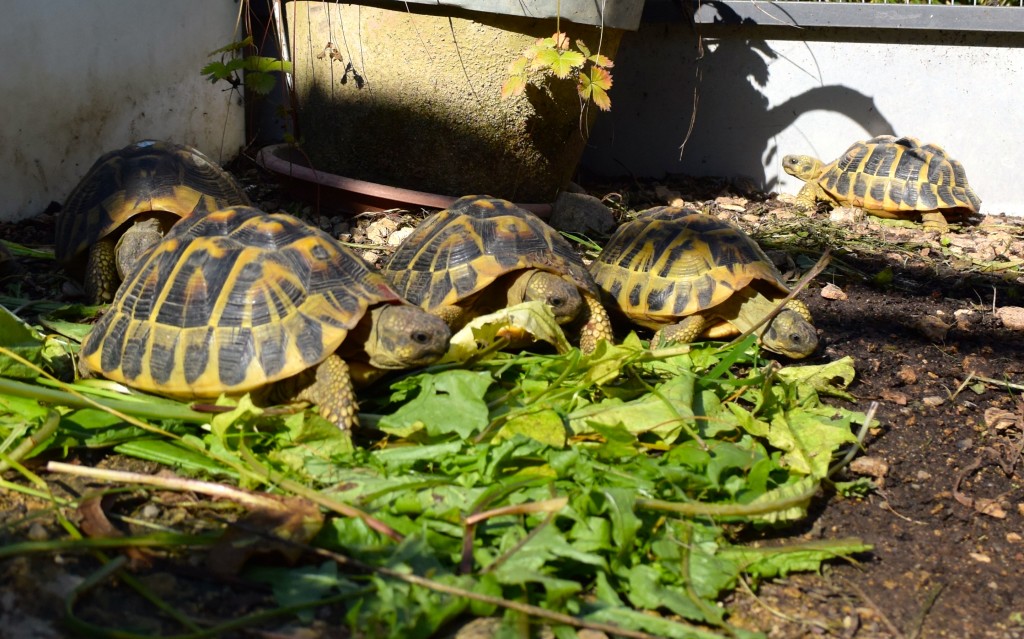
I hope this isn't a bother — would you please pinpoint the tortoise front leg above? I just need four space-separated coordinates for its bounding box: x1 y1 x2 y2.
576 293 614 354
85 237 120 304
295 354 357 430
793 184 823 212
650 314 709 349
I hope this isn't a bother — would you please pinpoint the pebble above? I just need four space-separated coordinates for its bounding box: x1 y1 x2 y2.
388 226 415 247
996 306 1024 330
820 282 847 301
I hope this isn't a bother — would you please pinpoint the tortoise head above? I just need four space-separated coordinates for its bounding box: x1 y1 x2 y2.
361 303 451 369
782 155 825 182
113 216 169 280
511 269 583 325
761 308 819 359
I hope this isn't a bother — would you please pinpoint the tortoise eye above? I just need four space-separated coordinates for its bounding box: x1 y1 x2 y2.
549 296 565 308
412 331 431 344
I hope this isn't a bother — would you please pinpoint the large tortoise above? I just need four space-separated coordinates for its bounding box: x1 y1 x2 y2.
79 206 451 430
783 135 981 228
380 195 614 353
56 140 251 303
590 207 818 359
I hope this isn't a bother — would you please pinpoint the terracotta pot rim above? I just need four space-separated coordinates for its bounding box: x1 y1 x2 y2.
256 143 552 217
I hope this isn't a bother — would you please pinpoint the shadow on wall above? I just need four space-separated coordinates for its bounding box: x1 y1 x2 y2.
582 1 896 191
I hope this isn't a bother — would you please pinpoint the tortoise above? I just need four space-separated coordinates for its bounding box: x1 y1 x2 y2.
56 140 251 304
380 195 614 353
79 206 451 431
783 135 981 228
589 207 818 359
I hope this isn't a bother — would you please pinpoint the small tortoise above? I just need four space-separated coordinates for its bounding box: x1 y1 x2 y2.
590 208 818 359
56 140 251 303
79 206 451 430
783 135 981 228
381 195 614 353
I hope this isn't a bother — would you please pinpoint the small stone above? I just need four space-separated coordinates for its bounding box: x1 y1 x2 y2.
897 366 918 385
880 389 908 405
388 226 415 247
549 192 617 237
715 195 747 212
820 282 847 301
922 396 945 407
912 315 951 342
984 407 1019 431
142 503 160 519
26 522 49 542
829 207 865 224
365 218 398 245
916 470 932 481
996 306 1024 330
361 250 381 265
1007 532 1022 544
849 456 889 479
969 552 992 564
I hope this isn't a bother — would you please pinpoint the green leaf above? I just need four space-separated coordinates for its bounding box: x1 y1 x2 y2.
569 374 696 440
243 71 277 95
775 356 857 400
500 74 527 99
115 439 238 478
378 369 491 439
0 307 44 379
578 65 613 111
722 537 872 580
495 409 567 448
535 48 586 79
200 60 230 79
767 409 857 478
245 56 292 74
442 301 570 362
739 476 819 523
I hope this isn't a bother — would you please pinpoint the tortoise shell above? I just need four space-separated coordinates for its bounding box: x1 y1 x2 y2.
381 195 600 309
786 135 981 218
79 206 403 398
590 208 790 330
56 140 251 265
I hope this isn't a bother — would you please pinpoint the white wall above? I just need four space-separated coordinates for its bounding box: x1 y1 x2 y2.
583 22 1024 216
0 2 245 222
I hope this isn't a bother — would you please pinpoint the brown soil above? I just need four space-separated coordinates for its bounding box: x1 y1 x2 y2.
1 163 1023 639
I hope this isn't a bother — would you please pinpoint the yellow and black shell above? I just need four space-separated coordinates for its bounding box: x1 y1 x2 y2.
786 135 981 219
79 206 403 398
55 140 251 266
382 195 600 310
590 208 789 329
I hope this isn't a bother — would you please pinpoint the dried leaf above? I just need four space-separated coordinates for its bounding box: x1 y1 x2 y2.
208 496 324 577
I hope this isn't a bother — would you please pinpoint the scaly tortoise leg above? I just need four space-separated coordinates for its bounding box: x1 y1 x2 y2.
577 293 614 354
85 237 120 304
793 184 822 212
650 314 710 350
295 354 357 431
